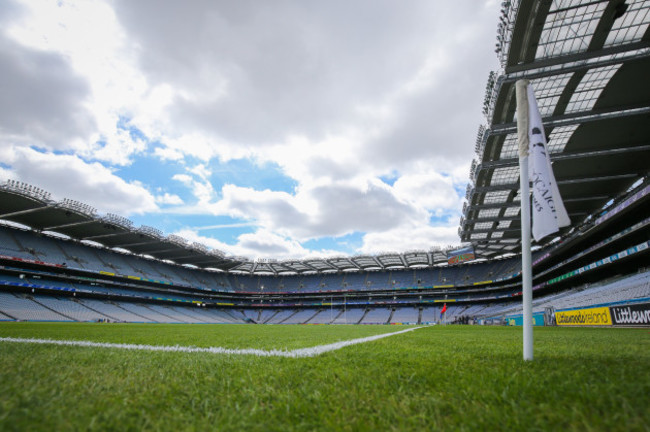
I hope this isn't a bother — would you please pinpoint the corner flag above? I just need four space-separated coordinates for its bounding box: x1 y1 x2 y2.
440 303 447 319
515 79 572 361
515 79 571 361
521 83 570 241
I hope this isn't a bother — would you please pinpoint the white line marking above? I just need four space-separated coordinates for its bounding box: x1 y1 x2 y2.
0 326 423 358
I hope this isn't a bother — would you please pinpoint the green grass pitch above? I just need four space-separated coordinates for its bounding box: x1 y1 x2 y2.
0 322 648 431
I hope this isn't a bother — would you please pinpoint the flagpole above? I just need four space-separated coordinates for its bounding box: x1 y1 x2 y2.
516 79 534 361
519 155 533 361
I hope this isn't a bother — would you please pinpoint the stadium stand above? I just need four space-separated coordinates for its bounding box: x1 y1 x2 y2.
327 308 362 325
389 307 420 324
146 304 205 323
115 302 181 323
419 305 460 324
342 273 368 291
481 272 650 320
0 292 71 322
75 299 153 323
29 296 105 322
265 309 296 324
0 1 649 324
360 308 391 325
388 271 415 289
281 309 320 324
240 309 259 322
258 309 280 324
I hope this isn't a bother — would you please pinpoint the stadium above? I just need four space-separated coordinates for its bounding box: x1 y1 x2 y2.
1 0 649 430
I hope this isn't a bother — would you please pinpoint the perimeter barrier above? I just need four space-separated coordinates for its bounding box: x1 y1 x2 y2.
503 301 650 327
555 301 650 327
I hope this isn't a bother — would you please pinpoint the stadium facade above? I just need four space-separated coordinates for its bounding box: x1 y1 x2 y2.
1 0 649 325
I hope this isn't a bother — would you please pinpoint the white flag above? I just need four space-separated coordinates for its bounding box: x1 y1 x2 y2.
525 84 570 241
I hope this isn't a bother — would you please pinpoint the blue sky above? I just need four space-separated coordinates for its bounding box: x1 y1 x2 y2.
0 0 500 260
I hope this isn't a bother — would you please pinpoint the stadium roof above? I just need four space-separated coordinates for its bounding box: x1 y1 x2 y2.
460 0 650 258
0 181 241 271
0 180 455 274
2 0 648 274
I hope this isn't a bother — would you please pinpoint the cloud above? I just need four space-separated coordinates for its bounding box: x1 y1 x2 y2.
2 146 158 216
153 146 185 161
174 228 337 260
360 224 460 254
392 172 462 215
112 0 499 165
89 126 148 166
156 193 183 205
163 162 466 253
204 174 461 243
171 174 193 186
172 173 215 205
236 230 306 256
303 182 424 238
189 163 212 180
0 27 95 150
2 0 502 258
212 185 308 236
2 0 174 166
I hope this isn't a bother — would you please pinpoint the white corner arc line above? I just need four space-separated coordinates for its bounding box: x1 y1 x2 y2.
0 326 423 358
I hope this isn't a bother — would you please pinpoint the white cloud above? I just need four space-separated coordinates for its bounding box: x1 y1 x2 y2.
153 146 184 162
360 224 460 254
236 230 309 257
89 126 147 166
109 0 499 171
155 193 183 206
0 27 96 150
189 163 212 180
2 0 501 258
171 174 193 186
2 146 158 216
203 176 458 245
211 185 308 235
163 163 466 256
172 173 215 206
3 0 174 165
158 133 231 162
174 228 337 260
393 172 462 214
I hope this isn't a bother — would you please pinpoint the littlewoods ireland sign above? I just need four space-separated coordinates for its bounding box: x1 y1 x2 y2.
555 307 612 326
556 302 650 327
610 303 650 326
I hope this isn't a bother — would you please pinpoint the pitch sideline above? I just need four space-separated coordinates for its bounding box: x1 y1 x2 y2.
0 326 423 358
